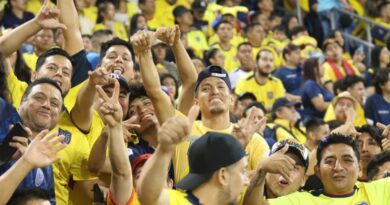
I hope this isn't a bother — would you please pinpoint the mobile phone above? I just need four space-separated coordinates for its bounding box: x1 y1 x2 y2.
0 123 28 165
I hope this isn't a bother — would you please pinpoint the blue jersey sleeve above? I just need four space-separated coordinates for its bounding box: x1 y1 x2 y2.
70 50 93 87
303 80 322 99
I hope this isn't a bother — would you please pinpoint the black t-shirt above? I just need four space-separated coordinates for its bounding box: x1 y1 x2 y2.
70 49 93 87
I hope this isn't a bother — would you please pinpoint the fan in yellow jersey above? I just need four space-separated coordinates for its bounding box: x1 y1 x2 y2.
244 134 390 205
211 21 240 73
323 91 367 127
264 97 307 148
129 28 269 183
138 113 250 205
173 5 209 58
235 47 286 113
93 2 128 41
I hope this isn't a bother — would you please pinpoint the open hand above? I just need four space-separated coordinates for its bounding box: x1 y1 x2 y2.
259 145 295 183
21 130 66 169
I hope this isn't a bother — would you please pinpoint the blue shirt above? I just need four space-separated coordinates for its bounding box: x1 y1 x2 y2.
0 99 56 204
365 94 390 125
302 80 334 119
318 0 343 12
274 66 303 96
127 137 155 162
0 98 20 139
1 10 34 29
70 50 93 87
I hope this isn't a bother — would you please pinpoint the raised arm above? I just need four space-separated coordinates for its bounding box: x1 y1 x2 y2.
96 81 132 205
57 0 83 55
0 131 66 204
0 0 66 57
164 26 197 115
71 65 114 131
130 30 175 124
243 145 295 205
88 127 110 173
138 106 198 205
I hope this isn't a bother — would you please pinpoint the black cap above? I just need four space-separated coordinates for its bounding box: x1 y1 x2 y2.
103 73 130 93
238 92 257 102
192 0 207 11
176 132 246 191
271 140 309 171
271 97 300 113
173 5 191 18
195 65 231 91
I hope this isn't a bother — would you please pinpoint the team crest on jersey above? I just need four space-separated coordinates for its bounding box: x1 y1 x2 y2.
356 202 368 205
35 168 44 187
58 128 72 144
267 92 274 99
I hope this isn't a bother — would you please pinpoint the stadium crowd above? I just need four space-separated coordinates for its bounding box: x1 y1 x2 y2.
1 0 390 204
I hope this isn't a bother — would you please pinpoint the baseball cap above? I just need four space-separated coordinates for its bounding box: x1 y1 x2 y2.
173 5 191 18
192 0 207 11
195 65 231 91
175 132 246 191
103 73 130 93
271 140 309 170
271 97 301 113
131 154 153 174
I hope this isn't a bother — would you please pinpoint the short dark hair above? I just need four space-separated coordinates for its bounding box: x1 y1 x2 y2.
35 48 72 73
129 84 149 104
160 73 179 99
242 102 266 118
7 188 50 205
288 26 307 39
373 68 390 95
343 75 365 89
366 151 390 180
21 78 63 102
282 43 300 60
244 23 263 34
273 24 286 33
203 48 219 66
356 125 383 149
214 20 233 31
237 42 252 51
305 118 326 133
100 38 134 63
333 79 346 95
316 134 360 165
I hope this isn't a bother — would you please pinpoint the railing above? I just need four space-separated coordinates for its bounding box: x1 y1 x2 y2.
329 7 389 66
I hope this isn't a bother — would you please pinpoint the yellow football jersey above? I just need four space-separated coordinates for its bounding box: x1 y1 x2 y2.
323 103 367 127
235 73 286 110
93 22 128 41
173 120 270 182
52 111 97 204
269 178 390 205
23 52 39 71
212 44 240 73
